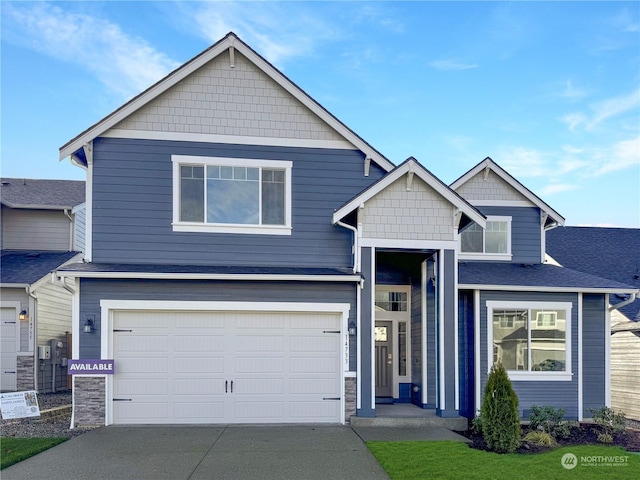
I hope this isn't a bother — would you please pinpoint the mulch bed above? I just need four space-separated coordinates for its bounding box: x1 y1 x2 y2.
458 424 640 454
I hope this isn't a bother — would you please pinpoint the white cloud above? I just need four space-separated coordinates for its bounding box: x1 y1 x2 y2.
429 59 478 71
3 3 179 99
588 89 640 129
590 136 640 176
496 146 549 177
538 183 579 196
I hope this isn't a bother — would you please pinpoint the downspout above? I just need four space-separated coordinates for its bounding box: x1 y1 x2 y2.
26 286 39 392
335 220 359 274
609 293 637 312
64 209 73 251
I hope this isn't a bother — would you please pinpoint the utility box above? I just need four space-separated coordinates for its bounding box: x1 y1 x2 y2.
38 345 51 360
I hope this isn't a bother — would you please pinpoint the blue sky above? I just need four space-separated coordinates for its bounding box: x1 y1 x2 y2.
2 1 639 227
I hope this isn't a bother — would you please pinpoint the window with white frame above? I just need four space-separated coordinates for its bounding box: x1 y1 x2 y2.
460 216 511 260
487 301 572 381
172 156 292 235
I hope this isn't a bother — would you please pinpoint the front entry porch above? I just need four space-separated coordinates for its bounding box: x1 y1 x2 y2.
350 403 468 430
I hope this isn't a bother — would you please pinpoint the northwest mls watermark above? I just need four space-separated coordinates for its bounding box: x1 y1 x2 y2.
561 453 630 470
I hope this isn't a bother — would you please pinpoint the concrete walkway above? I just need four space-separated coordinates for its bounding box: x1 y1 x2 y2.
2 424 470 480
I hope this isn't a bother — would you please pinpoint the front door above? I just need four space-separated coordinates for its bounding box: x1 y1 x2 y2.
375 321 393 398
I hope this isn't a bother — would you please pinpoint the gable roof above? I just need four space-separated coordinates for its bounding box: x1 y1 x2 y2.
0 250 81 285
450 157 565 228
332 157 486 228
546 226 640 321
59 32 394 173
1 178 85 210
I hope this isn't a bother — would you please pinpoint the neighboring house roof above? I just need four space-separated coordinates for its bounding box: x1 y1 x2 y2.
458 262 638 293
59 32 394 173
546 226 640 322
0 250 81 285
56 262 359 282
0 178 85 210
332 157 486 228
449 157 565 228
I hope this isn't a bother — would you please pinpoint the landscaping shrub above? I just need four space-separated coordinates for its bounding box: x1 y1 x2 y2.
470 415 483 436
591 406 626 443
528 405 574 439
522 431 558 448
481 362 521 453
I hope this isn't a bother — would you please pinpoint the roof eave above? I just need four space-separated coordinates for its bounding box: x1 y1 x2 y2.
458 284 640 294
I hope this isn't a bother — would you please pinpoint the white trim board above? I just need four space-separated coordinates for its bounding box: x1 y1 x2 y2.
57 271 361 282
458 284 639 294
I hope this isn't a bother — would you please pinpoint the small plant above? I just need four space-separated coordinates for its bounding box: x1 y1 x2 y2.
591 406 626 443
522 431 558 448
528 405 574 439
481 362 521 453
470 415 483 436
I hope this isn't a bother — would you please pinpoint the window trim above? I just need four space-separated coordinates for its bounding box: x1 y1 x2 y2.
172 155 292 235
459 216 512 261
486 300 572 381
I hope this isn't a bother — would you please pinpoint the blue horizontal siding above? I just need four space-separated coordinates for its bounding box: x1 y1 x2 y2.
479 290 581 419
582 293 606 414
476 206 541 264
78 278 357 369
91 137 385 267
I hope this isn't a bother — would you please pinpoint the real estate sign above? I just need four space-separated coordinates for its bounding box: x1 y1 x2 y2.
67 359 115 375
0 390 41 419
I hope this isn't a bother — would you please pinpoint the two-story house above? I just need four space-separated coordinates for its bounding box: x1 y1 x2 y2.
56 33 638 427
1 178 85 393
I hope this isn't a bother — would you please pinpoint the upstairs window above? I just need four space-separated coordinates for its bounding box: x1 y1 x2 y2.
459 216 511 260
173 156 292 235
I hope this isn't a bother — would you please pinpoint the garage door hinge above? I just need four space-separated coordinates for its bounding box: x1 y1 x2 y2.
114 329 133 332
113 398 132 402
322 397 340 401
323 330 340 334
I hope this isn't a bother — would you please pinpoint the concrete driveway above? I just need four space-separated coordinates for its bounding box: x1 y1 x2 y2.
2 425 391 480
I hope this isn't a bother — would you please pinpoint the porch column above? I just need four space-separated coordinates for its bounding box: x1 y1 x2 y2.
437 249 459 418
358 246 375 417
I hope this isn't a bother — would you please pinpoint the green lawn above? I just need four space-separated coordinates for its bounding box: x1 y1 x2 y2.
1 438 67 470
367 441 640 480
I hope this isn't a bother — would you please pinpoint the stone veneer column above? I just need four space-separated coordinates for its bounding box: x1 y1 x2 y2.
345 377 357 422
17 356 35 391
74 377 106 427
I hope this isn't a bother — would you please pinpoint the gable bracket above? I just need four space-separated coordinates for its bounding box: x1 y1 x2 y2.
406 163 415 191
83 141 93 165
541 212 548 228
454 209 463 229
229 37 235 68
483 166 490 181
364 156 371 177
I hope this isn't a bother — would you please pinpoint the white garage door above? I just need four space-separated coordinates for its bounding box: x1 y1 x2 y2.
1 308 18 392
112 310 342 424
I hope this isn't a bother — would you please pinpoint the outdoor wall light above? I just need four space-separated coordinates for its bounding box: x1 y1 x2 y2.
84 316 95 333
348 321 357 336
19 309 29 320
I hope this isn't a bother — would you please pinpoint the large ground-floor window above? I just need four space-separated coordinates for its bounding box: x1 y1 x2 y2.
487 301 572 381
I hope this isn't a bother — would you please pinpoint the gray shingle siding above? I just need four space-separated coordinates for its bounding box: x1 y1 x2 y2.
479 290 580 419
79 278 357 368
474 206 541 264
91 137 385 267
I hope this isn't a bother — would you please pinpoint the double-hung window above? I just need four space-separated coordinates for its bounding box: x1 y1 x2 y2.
172 156 292 235
487 301 572 381
459 216 511 260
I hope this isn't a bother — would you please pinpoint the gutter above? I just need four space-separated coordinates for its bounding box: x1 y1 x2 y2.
609 292 638 312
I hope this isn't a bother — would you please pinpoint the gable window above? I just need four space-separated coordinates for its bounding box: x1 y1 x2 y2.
487 301 572 381
459 216 511 260
172 156 292 235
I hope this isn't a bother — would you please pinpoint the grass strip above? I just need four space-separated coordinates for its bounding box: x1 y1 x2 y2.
367 441 640 480
1 437 67 470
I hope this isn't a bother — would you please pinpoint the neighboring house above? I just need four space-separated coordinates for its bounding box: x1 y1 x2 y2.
55 32 639 427
546 227 640 420
0 178 85 393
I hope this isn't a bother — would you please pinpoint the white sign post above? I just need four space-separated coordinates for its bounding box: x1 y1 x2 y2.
0 391 41 419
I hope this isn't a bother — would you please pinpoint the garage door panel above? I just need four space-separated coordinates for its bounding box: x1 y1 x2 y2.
116 335 169 353
174 335 225 352
235 356 284 373
174 356 224 373
173 378 224 395
289 378 338 395
115 378 168 395
235 335 284 352
112 309 342 424
291 335 337 352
